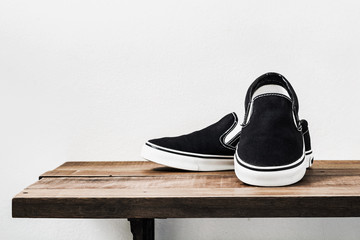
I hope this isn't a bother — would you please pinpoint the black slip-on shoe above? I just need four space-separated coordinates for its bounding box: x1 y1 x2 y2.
234 72 314 186
141 113 242 171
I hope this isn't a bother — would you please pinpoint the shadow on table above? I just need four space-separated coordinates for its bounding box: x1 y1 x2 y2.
150 167 190 172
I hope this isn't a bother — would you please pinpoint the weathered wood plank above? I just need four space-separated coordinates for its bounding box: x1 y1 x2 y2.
12 160 360 219
27 175 360 190
12 196 360 218
14 186 360 198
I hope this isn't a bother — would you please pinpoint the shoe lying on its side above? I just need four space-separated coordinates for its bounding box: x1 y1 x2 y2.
141 113 242 171
234 72 313 186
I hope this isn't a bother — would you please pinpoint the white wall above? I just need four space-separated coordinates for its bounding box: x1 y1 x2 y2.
1 0 360 239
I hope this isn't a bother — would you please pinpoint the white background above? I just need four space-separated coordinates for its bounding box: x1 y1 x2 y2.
1 0 360 239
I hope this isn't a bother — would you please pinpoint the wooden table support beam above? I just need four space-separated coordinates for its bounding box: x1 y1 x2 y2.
128 218 154 240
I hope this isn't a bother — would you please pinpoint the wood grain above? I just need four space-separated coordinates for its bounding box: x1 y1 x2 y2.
12 160 360 218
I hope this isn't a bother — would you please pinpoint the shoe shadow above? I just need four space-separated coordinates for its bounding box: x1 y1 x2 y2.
151 166 190 172
150 166 234 173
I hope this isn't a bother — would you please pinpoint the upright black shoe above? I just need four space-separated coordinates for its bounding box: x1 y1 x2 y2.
141 113 242 171
234 73 313 186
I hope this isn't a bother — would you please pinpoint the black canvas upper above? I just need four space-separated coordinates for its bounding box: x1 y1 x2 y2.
237 73 304 167
148 113 240 156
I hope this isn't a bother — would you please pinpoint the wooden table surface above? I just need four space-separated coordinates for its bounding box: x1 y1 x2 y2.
12 160 360 218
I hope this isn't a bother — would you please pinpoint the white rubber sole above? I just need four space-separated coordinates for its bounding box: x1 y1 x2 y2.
306 151 314 168
234 152 314 187
141 142 234 171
